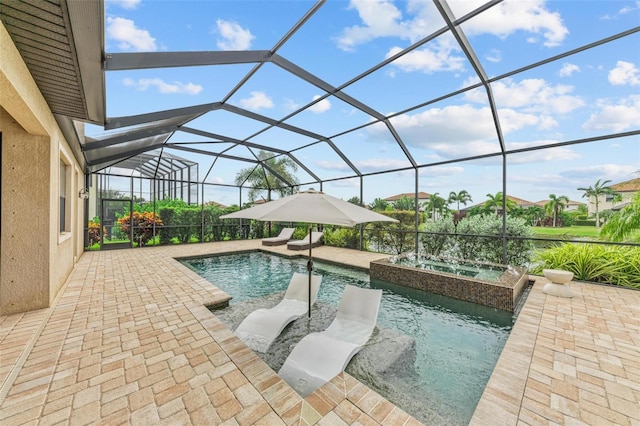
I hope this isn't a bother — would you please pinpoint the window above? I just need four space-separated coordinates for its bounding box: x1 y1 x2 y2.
59 160 69 233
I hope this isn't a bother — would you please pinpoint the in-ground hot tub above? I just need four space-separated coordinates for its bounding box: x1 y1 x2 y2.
370 254 529 312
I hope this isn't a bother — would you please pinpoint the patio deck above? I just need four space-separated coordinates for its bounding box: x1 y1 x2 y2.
0 241 638 425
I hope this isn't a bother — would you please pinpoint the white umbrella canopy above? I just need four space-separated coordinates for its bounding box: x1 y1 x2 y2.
220 189 398 226
220 189 398 318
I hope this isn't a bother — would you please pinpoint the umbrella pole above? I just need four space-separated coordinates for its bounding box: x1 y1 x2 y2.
307 224 313 318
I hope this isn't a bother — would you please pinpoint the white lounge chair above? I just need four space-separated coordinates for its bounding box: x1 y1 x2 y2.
234 272 322 353
278 285 383 397
287 231 323 251
262 227 295 246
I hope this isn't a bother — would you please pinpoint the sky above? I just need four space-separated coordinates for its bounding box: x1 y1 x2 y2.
88 0 640 208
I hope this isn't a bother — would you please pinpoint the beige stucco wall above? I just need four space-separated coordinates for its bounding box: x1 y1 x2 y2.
1 21 85 315
588 192 636 216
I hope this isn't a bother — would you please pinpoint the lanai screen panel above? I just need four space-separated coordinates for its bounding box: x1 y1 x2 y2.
80 0 639 203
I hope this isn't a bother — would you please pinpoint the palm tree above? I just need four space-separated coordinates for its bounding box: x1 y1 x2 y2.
545 194 570 227
524 205 546 226
600 192 640 241
234 151 300 202
448 190 472 212
369 198 389 211
577 179 615 228
484 192 516 216
423 193 448 221
393 196 416 211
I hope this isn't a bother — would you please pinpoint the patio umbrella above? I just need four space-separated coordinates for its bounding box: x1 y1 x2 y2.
220 189 398 317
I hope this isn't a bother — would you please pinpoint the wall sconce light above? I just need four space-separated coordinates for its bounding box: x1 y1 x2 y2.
79 188 89 200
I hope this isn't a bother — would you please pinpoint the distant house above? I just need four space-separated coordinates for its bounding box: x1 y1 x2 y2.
205 201 228 209
463 195 535 214
585 177 640 215
534 199 585 212
384 192 431 204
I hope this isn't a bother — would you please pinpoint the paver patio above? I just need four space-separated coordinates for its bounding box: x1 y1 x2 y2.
0 240 638 425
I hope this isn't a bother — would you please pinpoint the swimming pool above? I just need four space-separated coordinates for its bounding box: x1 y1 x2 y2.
182 252 513 425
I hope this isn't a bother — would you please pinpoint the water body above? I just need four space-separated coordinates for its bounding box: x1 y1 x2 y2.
183 252 513 425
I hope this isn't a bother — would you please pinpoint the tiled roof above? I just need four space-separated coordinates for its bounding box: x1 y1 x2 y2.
506 195 535 206
610 177 640 192
463 195 535 211
534 199 585 207
384 191 431 201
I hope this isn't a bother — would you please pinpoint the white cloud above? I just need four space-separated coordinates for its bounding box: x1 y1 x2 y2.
583 95 640 132
123 78 203 94
215 19 254 50
366 103 568 159
385 40 466 74
505 142 580 163
619 2 640 14
418 166 465 177
560 164 639 181
485 49 502 63
327 178 361 189
106 17 156 51
466 78 585 115
308 95 331 114
335 0 428 51
206 176 225 185
106 0 141 9
459 0 569 47
337 0 567 52
608 61 640 86
239 91 273 110
284 99 299 111
559 63 580 77
317 158 412 173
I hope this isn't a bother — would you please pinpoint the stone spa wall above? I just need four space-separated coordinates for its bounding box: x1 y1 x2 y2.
370 257 529 312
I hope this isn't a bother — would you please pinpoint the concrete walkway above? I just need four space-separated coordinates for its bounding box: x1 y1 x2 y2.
0 241 638 425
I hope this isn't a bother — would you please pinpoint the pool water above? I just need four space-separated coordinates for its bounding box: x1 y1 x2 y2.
182 252 513 425
393 256 505 281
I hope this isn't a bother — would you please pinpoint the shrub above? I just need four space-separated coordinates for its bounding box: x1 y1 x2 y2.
117 212 163 246
366 210 420 255
419 217 455 256
420 214 534 266
87 217 103 246
323 227 367 250
202 204 224 241
530 243 640 288
560 212 575 227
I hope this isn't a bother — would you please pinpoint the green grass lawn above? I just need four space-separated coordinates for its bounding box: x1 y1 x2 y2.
533 225 601 239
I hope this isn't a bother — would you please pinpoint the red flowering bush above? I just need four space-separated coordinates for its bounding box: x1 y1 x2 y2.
117 212 163 246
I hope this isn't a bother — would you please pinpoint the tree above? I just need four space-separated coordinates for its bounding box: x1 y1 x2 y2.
600 193 640 241
545 194 570 227
347 196 361 205
100 188 126 199
234 151 300 202
577 179 616 228
393 196 416 211
522 206 546 226
423 193 448 221
576 203 588 217
448 190 472 212
484 192 516 216
369 198 389 211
